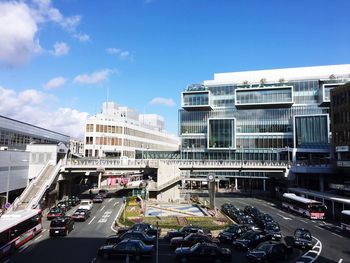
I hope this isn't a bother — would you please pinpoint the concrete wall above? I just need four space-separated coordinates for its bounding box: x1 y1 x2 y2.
157 161 181 187
26 144 60 180
157 184 180 201
0 150 29 194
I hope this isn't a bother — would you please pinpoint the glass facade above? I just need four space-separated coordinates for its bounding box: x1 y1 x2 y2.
182 92 209 107
236 86 293 106
208 118 235 148
179 70 349 162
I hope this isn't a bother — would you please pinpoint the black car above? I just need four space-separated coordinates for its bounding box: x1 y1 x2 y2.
246 241 293 262
256 213 276 228
164 226 211 241
93 194 104 203
293 228 313 249
263 222 282 241
71 208 91 221
98 189 109 198
244 206 261 220
237 215 256 228
67 196 81 206
106 231 156 245
56 200 72 212
170 233 219 248
47 207 65 220
98 239 154 260
218 225 249 243
233 230 267 251
49 216 74 236
175 243 231 263
118 223 160 237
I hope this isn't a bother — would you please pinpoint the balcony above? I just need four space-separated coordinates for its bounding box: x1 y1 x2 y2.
235 86 293 109
182 90 212 111
319 83 344 106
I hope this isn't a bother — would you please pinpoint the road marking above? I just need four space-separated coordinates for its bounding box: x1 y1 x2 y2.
315 226 323 230
91 257 97 263
114 201 119 206
34 235 42 241
108 199 113 203
99 205 106 211
42 229 47 233
18 244 29 253
339 259 343 263
331 232 343 238
4 259 10 263
88 216 96 225
110 202 125 233
300 219 308 224
276 213 292 220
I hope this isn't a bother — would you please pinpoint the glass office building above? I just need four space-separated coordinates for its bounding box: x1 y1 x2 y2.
179 65 350 191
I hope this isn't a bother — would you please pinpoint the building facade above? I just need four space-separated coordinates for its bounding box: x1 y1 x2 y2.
330 82 350 194
84 102 179 158
0 115 70 150
179 65 350 191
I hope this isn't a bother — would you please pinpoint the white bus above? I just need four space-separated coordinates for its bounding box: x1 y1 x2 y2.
282 193 327 219
0 209 42 259
341 210 350 232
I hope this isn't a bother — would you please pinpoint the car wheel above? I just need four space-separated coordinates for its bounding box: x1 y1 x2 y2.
180 257 187 263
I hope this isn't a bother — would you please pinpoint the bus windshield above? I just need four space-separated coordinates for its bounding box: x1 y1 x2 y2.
310 204 327 213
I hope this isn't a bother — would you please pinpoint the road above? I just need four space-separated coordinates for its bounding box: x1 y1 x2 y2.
2 195 349 263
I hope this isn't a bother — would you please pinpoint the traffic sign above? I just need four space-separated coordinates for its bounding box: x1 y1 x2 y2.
5 203 11 209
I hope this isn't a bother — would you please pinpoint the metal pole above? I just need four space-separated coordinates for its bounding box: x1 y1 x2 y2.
6 153 11 205
156 221 159 263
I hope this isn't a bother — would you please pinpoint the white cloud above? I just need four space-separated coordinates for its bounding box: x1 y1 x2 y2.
0 0 84 66
149 97 176 107
73 69 117 85
31 0 81 32
73 32 90 42
44 77 67 89
0 1 42 66
0 86 88 138
52 42 70 56
106 47 132 60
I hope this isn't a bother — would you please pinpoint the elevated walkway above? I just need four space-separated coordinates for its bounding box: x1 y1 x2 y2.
11 160 62 211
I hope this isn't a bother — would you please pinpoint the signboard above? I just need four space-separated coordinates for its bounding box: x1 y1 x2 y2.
336 146 349 152
5 203 11 209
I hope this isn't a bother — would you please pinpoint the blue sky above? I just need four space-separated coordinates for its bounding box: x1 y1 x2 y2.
0 0 349 138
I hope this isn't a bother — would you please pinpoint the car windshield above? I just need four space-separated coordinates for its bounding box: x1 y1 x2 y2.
266 224 280 231
190 243 201 251
295 230 311 239
81 201 89 205
49 208 61 213
241 231 257 239
256 243 272 253
74 210 85 215
51 220 65 227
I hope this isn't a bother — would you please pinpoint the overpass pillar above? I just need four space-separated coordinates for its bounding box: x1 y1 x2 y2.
235 178 238 190
98 172 102 189
263 179 266 191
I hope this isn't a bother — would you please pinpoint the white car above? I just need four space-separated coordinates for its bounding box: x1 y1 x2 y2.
79 199 93 210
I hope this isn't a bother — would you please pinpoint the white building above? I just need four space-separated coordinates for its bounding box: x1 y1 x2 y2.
69 138 84 156
84 102 179 158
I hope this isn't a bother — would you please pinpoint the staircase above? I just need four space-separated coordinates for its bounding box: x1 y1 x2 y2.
11 160 62 211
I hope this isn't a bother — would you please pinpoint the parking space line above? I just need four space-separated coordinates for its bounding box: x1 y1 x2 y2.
34 234 42 241
88 216 96 225
338 259 343 263
315 226 323 230
107 199 113 203
99 205 106 212
331 232 343 238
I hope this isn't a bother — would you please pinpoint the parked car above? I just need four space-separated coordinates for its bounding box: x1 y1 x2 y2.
117 223 160 237
164 226 211 241
218 225 250 244
71 208 91 221
79 199 93 210
98 239 154 260
263 222 282 241
106 231 156 245
237 215 256 228
170 233 219 248
175 243 231 263
93 194 104 203
246 241 293 262
256 213 276 228
233 230 267 251
293 228 313 249
47 207 65 220
56 200 71 212
98 189 109 198
244 206 261 220
49 216 74 236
